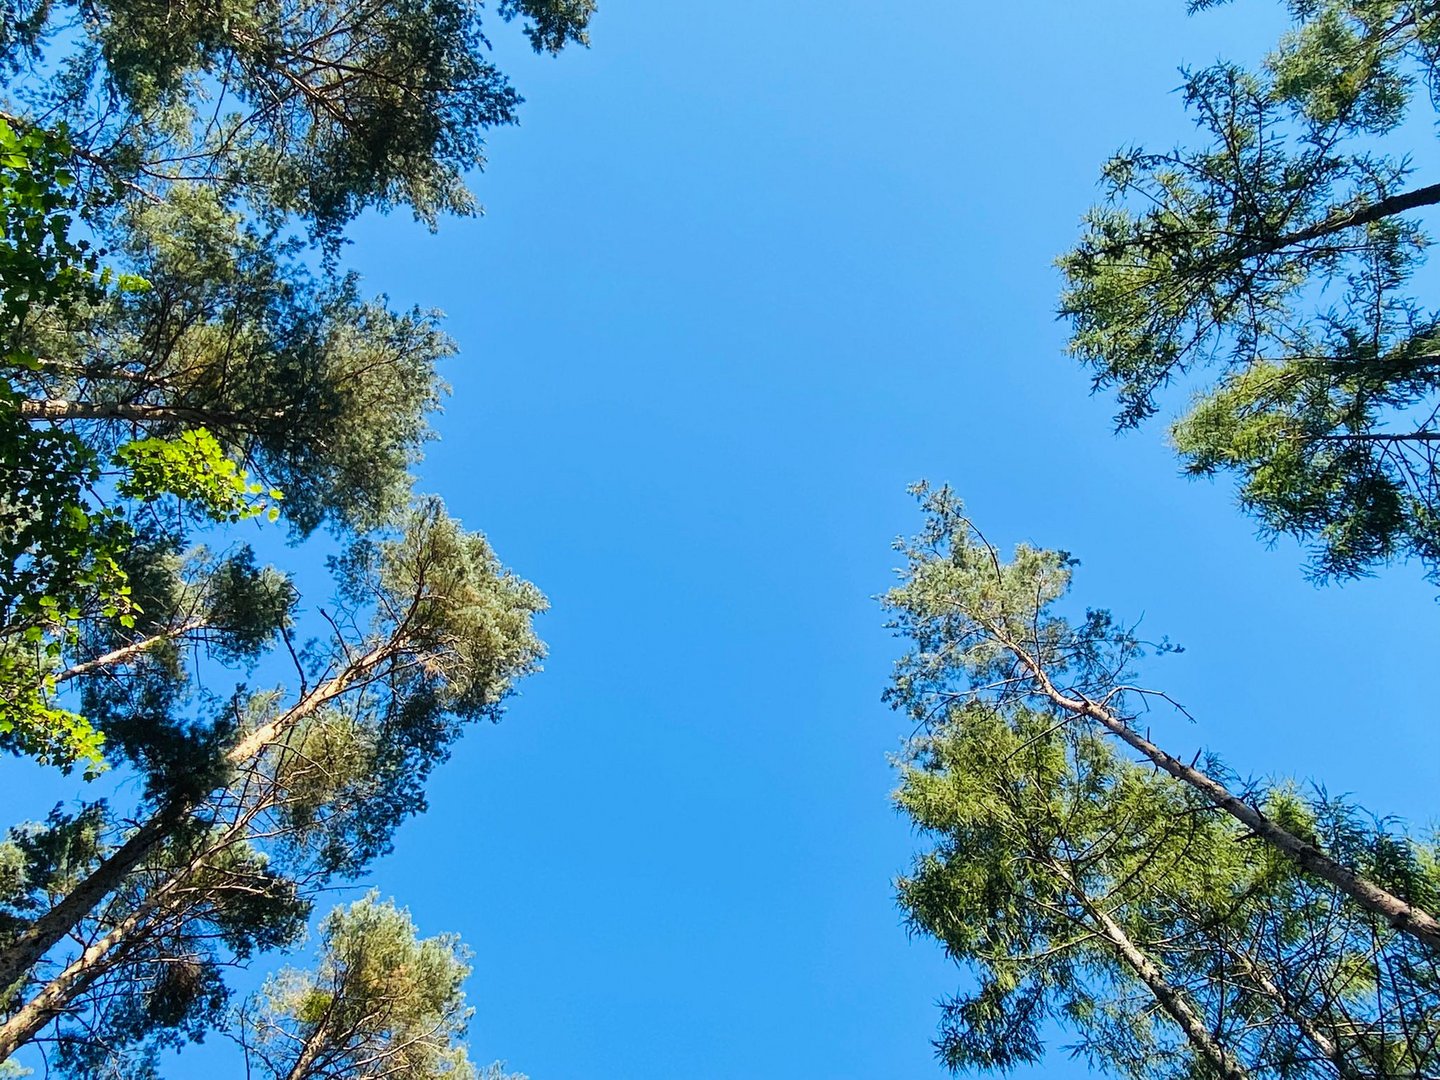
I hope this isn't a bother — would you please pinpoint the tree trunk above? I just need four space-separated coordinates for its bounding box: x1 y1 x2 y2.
284 1020 333 1080
16 398 265 426
55 620 204 684
0 814 175 1003
0 790 276 1061
0 642 391 995
0 905 148 1059
1229 950 1353 1078
1070 691 1440 954
1044 856 1250 1080
992 621 1440 955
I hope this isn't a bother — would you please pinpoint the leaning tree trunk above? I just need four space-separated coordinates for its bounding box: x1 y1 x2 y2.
1043 855 1251 1080
0 641 392 995
0 791 274 1060
988 619 1440 956
284 1018 335 1080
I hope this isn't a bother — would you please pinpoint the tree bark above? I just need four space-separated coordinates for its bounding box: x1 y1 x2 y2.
1044 856 1250 1080
55 620 204 684
1100 182 1440 269
0 902 149 1059
990 621 1440 955
1070 692 1440 954
16 398 266 426
0 641 391 996
1229 950 1354 1078
0 782 280 1060
1235 182 1440 262
284 1019 334 1080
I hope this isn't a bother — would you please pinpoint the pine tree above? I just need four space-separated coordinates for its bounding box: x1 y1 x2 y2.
886 485 1440 1077
0 0 592 1071
239 893 509 1080
1060 0 1440 581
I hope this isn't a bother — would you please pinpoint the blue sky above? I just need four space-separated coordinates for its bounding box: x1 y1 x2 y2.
337 3 1439 1075
9 2 1440 1077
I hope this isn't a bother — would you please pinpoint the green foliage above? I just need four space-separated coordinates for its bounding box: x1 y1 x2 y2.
0 405 130 773
0 804 108 954
886 485 1440 1076
271 503 546 875
1060 0 1440 580
74 183 452 535
882 484 1119 722
42 828 311 1080
900 0 1440 1072
0 130 299 774
0 503 548 1074
244 893 486 1080
0 0 590 778
897 705 1220 1075
369 499 548 718
0 669 106 776
0 0 583 1069
896 697 1440 1078
1 119 125 773
115 428 283 523
3 0 595 237
0 118 96 334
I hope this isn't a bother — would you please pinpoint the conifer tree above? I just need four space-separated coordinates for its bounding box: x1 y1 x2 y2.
886 486 1440 1077
239 893 505 1080
0 0 592 1071
897 1 1440 1070
1061 0 1440 581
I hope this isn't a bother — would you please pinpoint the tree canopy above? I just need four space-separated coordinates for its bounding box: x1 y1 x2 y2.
1061 0 1440 581
894 2 1440 1073
886 486 1440 1077
240 893 502 1080
0 0 591 1072
2 0 593 236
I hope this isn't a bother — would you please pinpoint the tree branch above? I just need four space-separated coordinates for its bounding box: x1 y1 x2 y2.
1044 854 1250 1080
17 398 267 426
0 639 394 997
1237 182 1440 261
1006 634 1440 954
54 620 204 684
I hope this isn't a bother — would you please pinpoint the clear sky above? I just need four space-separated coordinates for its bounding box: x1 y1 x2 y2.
9 2 1440 1078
